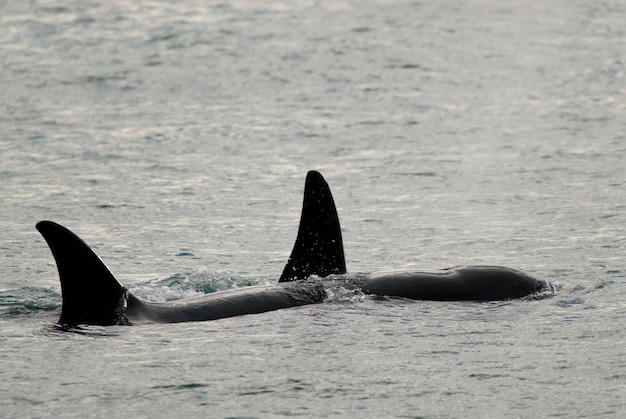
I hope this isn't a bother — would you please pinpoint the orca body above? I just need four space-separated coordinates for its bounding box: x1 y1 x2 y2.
354 266 545 301
37 171 551 326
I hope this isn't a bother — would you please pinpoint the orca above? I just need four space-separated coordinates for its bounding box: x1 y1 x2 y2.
341 267 548 302
35 171 338 326
36 171 551 326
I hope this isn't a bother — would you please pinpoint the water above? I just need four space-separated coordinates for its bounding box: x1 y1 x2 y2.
1 0 625 417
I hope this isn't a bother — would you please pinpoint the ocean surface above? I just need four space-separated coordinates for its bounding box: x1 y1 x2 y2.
1 0 625 417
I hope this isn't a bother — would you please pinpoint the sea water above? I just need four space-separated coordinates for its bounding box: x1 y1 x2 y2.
1 0 625 417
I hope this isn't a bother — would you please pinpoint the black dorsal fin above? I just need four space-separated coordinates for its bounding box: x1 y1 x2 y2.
36 221 127 326
279 171 346 282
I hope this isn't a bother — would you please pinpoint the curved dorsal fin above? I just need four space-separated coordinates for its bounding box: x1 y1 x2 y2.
279 171 346 282
36 221 127 326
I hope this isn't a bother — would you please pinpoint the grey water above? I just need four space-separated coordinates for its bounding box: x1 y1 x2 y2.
1 0 625 417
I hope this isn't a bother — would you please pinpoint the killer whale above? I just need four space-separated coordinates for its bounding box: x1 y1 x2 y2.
37 171 551 326
37 217 327 325
278 175 549 301
36 171 339 325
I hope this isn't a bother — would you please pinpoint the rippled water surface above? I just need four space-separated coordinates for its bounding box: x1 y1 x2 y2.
1 0 625 417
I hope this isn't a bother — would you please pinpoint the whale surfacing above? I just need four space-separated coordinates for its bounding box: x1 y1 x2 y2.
36 171 551 326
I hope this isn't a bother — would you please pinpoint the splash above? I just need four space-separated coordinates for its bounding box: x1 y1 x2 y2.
128 268 272 302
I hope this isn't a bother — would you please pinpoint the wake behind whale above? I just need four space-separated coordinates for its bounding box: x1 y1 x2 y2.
36 171 552 326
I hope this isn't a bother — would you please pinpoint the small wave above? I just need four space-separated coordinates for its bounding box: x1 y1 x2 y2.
0 287 60 318
130 269 270 302
151 383 209 391
526 281 558 301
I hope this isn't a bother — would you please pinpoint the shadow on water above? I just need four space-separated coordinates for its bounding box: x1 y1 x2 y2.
38 323 123 338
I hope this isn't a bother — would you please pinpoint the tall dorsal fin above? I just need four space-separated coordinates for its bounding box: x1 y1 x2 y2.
36 221 127 326
279 171 346 282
